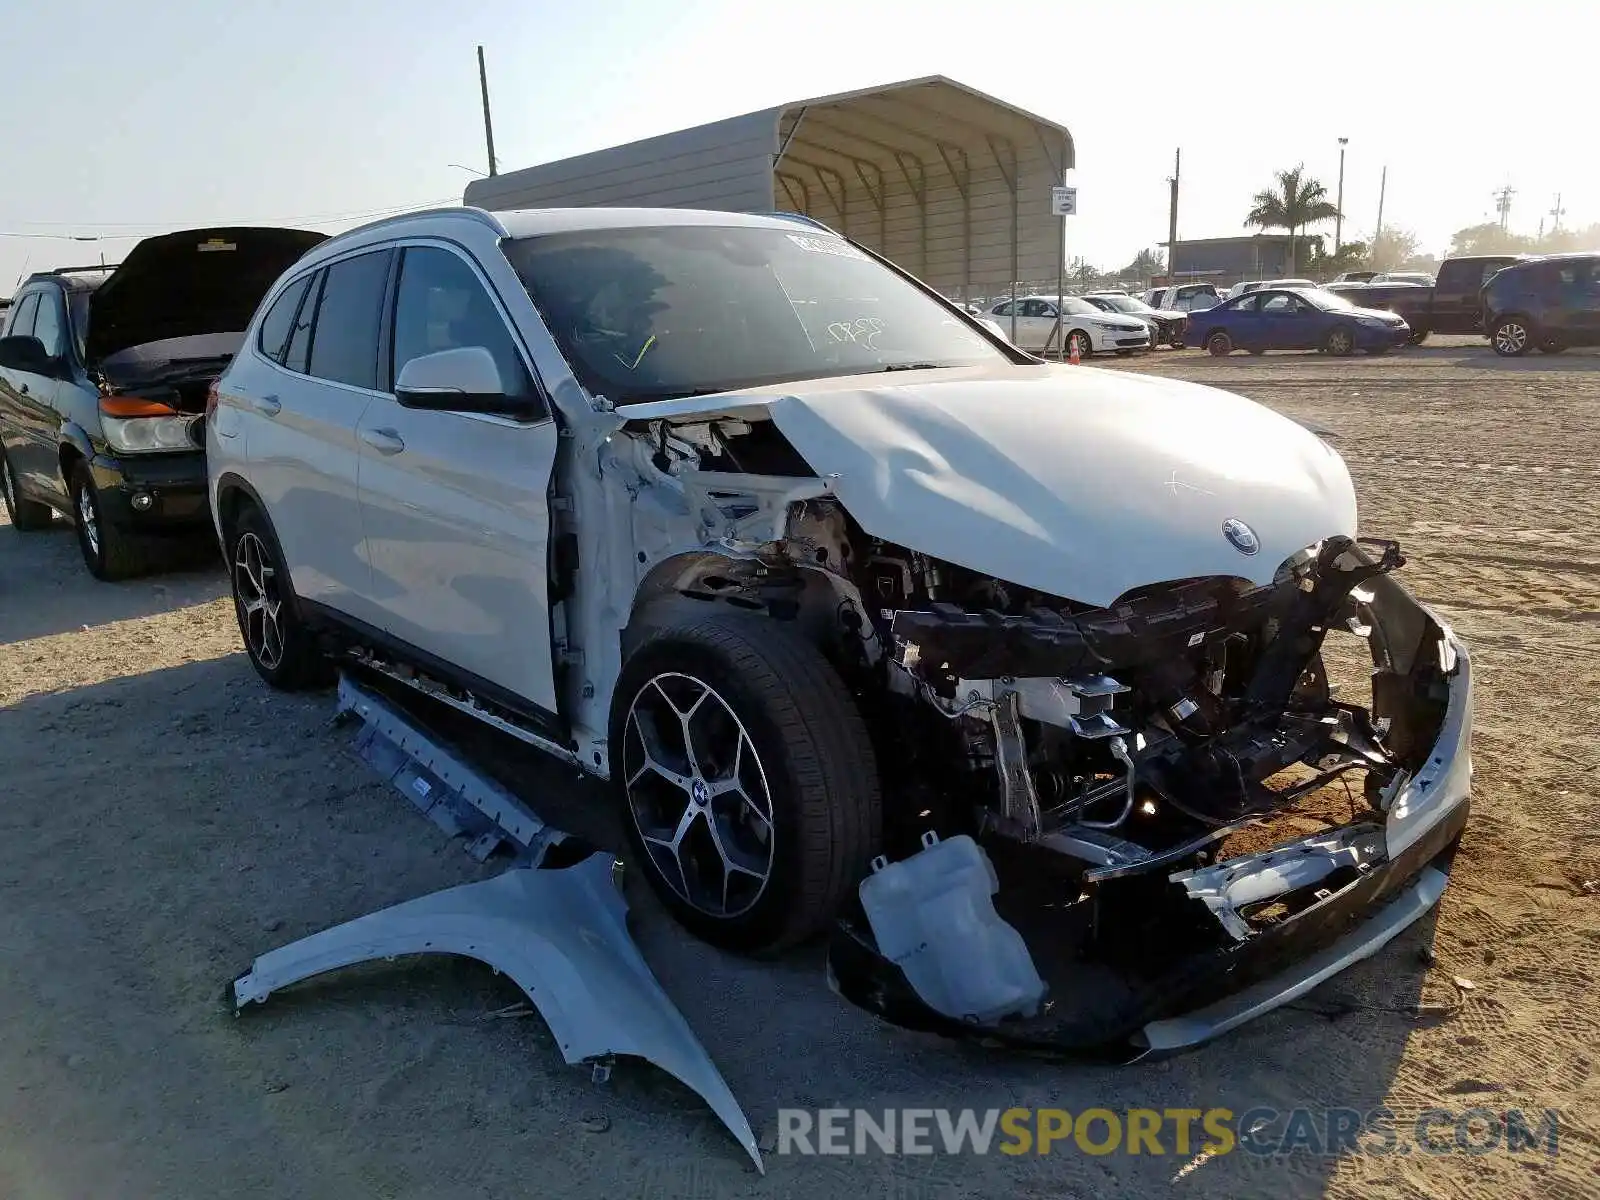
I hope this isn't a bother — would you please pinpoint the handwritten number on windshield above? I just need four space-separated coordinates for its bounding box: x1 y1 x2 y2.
826 318 884 350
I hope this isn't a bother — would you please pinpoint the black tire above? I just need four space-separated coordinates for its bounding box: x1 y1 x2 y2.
1066 329 1093 360
1491 316 1533 357
224 502 329 689
1538 340 1567 354
1324 325 1357 356
1206 331 1232 356
1408 327 1430 345
69 461 152 581
1247 348 1266 356
611 611 881 954
0 448 53 531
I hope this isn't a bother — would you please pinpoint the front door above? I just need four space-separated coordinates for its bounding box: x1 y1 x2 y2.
355 243 562 716
1259 291 1314 349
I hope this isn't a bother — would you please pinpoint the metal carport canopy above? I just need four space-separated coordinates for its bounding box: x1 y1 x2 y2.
463 75 1074 301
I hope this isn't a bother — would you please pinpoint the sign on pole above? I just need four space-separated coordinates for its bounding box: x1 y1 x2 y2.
1051 186 1077 216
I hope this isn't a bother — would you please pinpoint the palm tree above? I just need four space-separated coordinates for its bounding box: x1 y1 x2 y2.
1244 165 1341 275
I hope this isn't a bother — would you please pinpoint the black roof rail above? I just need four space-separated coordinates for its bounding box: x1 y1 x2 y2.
49 263 122 274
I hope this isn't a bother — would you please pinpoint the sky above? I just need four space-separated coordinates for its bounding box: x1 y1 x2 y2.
3 0 1593 292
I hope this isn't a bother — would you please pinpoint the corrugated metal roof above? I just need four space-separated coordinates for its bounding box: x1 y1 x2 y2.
466 76 1074 301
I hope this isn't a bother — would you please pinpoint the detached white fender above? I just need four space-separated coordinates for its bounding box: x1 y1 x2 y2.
231 852 763 1172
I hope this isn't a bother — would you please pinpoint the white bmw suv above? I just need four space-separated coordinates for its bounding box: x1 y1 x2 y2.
210 207 1470 1044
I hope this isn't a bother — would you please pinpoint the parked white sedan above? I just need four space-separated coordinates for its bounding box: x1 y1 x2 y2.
987 295 1150 356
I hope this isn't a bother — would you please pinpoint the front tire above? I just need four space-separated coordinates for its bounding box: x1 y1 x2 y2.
611 612 881 954
1206 331 1233 356
225 503 329 689
0 449 53 531
70 462 151 580
1491 316 1532 357
1324 325 1357 356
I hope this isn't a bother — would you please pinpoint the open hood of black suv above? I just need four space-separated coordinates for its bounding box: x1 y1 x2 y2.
85 227 326 364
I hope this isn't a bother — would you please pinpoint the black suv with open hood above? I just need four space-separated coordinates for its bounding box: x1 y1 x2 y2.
0 226 324 579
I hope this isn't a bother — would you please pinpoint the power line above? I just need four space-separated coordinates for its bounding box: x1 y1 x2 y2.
2 194 462 239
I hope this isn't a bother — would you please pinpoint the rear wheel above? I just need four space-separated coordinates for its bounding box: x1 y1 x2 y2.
1491 316 1532 357
70 462 152 581
1538 339 1567 354
1206 331 1233 356
1324 325 1357 356
612 611 881 954
0 449 53 531
225 503 330 689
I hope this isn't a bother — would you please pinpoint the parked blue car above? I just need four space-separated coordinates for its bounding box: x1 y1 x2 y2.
1186 286 1411 356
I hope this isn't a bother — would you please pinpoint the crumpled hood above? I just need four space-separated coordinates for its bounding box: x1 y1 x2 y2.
627 364 1357 607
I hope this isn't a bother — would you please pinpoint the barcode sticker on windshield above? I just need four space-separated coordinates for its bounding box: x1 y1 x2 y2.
786 233 867 260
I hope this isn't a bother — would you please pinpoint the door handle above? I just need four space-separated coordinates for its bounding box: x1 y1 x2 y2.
360 427 406 455
253 393 281 416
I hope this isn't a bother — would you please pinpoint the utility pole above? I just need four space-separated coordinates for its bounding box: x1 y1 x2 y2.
1166 148 1180 284
1492 183 1515 231
477 45 498 177
1372 165 1387 264
1334 137 1348 254
1549 193 1565 234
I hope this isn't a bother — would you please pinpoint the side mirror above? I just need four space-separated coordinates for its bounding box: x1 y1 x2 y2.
0 335 54 375
395 346 518 415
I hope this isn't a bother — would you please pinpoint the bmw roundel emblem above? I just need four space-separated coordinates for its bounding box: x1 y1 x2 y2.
1222 518 1260 556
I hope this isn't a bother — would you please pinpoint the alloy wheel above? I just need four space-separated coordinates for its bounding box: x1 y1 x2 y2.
621 672 775 919
233 531 286 670
77 485 100 558
1329 329 1354 355
1494 322 1528 355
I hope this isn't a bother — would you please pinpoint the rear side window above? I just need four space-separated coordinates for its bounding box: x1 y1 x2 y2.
257 275 313 364
5 293 39 338
307 250 393 390
390 246 537 407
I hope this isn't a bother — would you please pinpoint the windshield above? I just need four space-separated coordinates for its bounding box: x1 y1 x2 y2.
1302 288 1357 312
502 224 1006 403
1090 295 1152 314
1058 296 1102 316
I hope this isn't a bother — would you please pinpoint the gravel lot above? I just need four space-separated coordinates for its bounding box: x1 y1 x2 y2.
2 338 1596 1200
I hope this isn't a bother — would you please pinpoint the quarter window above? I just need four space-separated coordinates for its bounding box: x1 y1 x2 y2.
283 271 321 374
257 275 313 365
306 250 393 390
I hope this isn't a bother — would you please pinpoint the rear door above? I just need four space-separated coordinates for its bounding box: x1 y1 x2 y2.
0 291 64 500
241 249 393 625
354 242 561 715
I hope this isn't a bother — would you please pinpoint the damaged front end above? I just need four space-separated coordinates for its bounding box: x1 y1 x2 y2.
824 532 1472 1056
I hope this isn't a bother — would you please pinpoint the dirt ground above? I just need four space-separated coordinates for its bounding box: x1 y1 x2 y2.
2 337 1596 1200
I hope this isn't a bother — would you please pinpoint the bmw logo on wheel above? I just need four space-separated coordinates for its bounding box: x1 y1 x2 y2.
1222 518 1260 555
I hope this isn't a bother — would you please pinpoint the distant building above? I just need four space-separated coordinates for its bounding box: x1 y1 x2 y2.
1159 234 1326 286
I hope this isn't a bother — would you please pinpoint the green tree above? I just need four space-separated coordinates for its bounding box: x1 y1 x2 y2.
1244 165 1342 274
1121 247 1165 281
1370 228 1420 270
1449 222 1537 256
